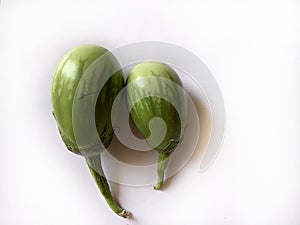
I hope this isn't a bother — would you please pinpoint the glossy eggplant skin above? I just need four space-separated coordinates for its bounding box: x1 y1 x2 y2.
51 45 130 218
51 45 124 155
126 61 187 153
126 61 187 189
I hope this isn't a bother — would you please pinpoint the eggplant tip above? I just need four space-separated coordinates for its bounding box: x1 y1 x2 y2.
119 210 131 219
153 182 163 190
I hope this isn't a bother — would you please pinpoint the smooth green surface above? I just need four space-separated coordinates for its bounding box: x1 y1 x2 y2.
126 61 186 153
51 45 124 154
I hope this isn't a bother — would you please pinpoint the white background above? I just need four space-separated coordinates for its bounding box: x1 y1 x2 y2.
1 0 300 225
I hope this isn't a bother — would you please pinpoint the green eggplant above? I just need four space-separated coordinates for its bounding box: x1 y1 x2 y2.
51 45 129 218
126 61 187 190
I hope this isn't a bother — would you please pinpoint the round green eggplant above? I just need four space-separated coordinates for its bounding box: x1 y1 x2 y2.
126 61 187 189
51 45 129 218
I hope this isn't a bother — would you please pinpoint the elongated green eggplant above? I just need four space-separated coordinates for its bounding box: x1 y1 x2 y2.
51 45 129 218
126 61 187 190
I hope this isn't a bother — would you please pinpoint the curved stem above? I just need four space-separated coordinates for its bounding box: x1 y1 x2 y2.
154 152 171 190
86 155 130 218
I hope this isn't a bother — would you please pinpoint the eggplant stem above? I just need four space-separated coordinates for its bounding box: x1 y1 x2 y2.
86 155 130 218
154 152 171 190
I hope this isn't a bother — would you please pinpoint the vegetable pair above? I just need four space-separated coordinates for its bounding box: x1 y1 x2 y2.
51 45 187 218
